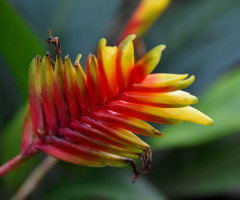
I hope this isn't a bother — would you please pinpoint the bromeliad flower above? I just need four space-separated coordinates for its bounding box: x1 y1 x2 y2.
0 32 213 182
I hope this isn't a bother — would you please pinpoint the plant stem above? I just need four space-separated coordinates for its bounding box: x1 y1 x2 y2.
0 154 33 177
11 156 58 200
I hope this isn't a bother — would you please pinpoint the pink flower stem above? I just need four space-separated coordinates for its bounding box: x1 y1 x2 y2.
0 154 33 177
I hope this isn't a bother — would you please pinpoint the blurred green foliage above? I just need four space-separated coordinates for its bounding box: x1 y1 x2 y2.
0 0 240 199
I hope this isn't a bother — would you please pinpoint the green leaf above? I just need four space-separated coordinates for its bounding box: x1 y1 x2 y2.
149 67 240 149
0 0 45 99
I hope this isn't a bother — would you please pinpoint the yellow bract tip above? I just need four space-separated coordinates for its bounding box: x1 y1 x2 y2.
119 34 136 49
157 44 166 52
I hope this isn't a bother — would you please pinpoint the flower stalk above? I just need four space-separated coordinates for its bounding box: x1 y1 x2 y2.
0 154 33 178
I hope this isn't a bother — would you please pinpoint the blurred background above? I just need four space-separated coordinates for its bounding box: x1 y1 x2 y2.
1 0 240 199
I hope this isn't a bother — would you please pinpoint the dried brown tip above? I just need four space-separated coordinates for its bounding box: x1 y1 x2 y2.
47 29 61 56
128 160 141 183
140 149 152 174
140 153 145 170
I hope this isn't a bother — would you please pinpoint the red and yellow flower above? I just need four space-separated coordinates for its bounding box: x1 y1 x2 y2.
19 33 213 182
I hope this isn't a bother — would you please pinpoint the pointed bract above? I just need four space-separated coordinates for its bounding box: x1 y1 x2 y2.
41 54 60 135
98 39 118 99
119 90 198 108
131 45 166 83
74 54 91 114
86 54 105 106
54 56 71 126
28 56 47 138
64 56 81 121
116 35 135 91
95 110 164 137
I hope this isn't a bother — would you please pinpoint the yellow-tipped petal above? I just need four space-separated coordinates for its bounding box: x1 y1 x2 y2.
71 120 144 154
74 54 91 114
95 110 164 137
113 127 150 150
165 75 195 92
50 136 133 167
59 128 139 159
64 56 81 121
98 38 118 98
131 45 166 83
54 56 70 126
107 100 183 125
86 54 105 106
142 73 189 88
29 56 41 95
108 100 213 126
172 75 195 90
116 34 136 91
120 90 198 107
41 54 59 134
82 116 149 152
74 54 87 91
130 74 193 92
29 56 47 136
166 106 214 126
54 56 65 83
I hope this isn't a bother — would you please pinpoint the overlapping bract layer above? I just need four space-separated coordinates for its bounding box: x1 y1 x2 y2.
23 35 213 180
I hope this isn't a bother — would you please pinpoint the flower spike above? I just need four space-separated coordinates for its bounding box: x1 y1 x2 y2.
0 32 214 182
